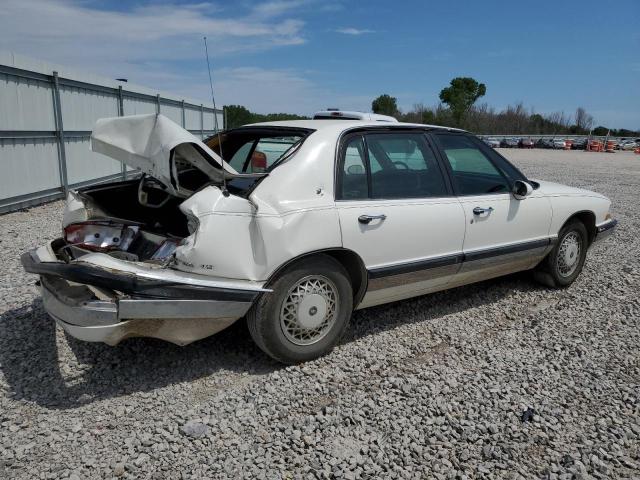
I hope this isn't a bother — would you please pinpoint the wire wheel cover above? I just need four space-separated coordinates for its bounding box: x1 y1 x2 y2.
279 275 339 346
557 231 582 277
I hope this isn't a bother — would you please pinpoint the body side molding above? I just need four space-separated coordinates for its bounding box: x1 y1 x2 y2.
367 237 554 280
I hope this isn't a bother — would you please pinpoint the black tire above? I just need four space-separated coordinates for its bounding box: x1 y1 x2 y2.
534 219 588 288
247 255 353 364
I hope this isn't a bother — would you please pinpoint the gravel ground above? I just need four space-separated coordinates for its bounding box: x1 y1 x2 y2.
1 149 638 479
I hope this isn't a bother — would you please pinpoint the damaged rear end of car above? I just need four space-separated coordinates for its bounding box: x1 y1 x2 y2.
20 114 290 345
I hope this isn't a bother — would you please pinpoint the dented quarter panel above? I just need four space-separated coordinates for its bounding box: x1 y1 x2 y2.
174 132 344 281
175 190 342 281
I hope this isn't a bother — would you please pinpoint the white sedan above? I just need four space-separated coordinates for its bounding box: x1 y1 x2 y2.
22 114 617 364
619 141 637 151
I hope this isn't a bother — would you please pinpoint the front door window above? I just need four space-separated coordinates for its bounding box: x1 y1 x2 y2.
435 134 510 195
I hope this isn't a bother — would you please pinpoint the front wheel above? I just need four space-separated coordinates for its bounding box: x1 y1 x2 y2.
534 220 588 288
247 255 353 364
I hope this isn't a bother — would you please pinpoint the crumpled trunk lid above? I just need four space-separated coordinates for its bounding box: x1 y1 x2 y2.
90 113 239 196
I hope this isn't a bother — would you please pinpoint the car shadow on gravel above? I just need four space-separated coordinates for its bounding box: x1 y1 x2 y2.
345 271 543 343
0 299 282 410
0 272 545 410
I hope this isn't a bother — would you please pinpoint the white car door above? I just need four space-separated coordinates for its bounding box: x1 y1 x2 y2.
336 131 466 308
431 133 552 287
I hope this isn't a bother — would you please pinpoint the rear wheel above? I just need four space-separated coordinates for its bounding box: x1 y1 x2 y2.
534 219 588 288
247 255 353 364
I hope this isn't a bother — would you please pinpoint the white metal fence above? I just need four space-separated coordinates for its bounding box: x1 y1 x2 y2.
0 54 223 214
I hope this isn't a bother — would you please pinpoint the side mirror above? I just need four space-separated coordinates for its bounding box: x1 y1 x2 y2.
512 180 533 200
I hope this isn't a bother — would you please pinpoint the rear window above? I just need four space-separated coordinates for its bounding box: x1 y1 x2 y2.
203 127 313 197
205 128 312 173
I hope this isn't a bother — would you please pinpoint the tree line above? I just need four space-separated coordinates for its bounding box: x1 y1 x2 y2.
373 78 639 136
223 77 638 136
223 104 308 129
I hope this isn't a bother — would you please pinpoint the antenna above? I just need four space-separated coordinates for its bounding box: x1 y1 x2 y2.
203 36 228 196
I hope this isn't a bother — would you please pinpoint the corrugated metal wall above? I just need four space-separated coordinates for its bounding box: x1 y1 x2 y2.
0 54 224 214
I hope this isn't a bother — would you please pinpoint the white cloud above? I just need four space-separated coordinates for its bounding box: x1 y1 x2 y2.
0 0 378 116
0 0 307 68
250 0 309 18
175 67 375 115
335 27 374 35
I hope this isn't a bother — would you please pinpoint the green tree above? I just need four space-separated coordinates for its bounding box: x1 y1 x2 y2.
439 77 486 127
254 112 309 122
592 126 609 136
223 105 253 129
372 94 399 117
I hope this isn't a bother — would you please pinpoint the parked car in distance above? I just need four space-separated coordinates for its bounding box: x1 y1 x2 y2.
483 137 501 148
551 138 566 149
571 138 587 150
535 138 548 148
518 138 534 149
619 140 638 151
500 137 519 148
21 114 617 364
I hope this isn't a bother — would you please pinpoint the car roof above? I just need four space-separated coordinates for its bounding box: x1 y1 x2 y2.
241 119 466 133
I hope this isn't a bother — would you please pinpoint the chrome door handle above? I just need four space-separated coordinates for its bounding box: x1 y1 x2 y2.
473 206 494 215
358 214 387 224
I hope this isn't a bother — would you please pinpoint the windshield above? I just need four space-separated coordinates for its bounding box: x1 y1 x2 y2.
205 127 313 173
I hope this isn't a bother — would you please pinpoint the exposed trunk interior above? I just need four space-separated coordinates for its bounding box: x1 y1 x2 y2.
63 179 189 263
80 179 189 237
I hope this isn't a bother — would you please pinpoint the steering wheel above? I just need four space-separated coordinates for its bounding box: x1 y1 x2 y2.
393 161 409 170
138 174 171 208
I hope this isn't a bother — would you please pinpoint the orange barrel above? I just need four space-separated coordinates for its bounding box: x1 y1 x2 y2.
635 147 640 154
588 140 601 152
606 140 616 153
564 140 572 150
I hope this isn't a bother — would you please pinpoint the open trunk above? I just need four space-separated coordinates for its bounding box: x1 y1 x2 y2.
61 180 191 263
58 113 268 264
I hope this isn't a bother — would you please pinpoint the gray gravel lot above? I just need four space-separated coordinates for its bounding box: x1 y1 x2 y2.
1 149 638 479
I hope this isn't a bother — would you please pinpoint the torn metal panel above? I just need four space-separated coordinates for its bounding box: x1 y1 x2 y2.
90 113 238 195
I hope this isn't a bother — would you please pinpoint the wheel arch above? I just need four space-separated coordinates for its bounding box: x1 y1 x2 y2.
561 210 596 245
265 248 368 307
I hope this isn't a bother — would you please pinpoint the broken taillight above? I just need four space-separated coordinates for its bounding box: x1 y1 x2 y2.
63 222 138 251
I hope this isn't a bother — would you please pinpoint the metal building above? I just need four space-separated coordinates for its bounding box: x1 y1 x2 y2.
0 52 224 214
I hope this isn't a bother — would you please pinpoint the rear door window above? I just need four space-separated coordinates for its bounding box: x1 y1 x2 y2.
365 133 448 199
337 131 449 200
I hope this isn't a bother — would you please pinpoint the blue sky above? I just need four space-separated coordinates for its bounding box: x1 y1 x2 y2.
2 0 638 128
